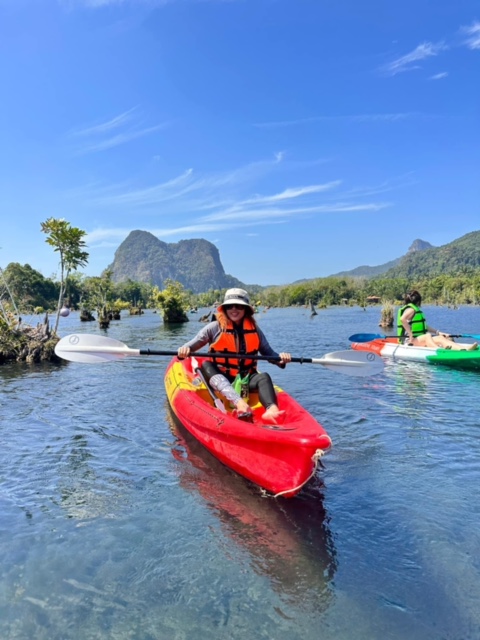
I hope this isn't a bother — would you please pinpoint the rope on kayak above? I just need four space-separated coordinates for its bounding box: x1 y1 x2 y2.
270 448 326 499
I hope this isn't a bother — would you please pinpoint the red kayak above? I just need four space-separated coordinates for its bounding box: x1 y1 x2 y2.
164 356 331 498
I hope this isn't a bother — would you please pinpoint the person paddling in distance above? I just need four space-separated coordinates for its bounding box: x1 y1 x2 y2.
398 290 478 351
177 288 292 424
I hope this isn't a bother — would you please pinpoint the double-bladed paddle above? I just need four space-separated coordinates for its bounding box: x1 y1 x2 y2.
55 333 384 377
349 332 480 343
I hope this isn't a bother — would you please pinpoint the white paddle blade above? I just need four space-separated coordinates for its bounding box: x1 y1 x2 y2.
313 350 384 377
55 333 140 363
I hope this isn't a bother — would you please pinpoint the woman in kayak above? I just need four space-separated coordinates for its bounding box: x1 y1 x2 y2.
178 288 291 423
398 290 478 350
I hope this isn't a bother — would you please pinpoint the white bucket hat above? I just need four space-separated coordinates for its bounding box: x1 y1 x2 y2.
218 288 254 313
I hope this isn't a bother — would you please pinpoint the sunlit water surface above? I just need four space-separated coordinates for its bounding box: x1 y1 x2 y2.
1 306 480 639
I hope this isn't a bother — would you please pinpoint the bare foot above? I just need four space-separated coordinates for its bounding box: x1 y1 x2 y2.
262 408 286 424
467 342 478 351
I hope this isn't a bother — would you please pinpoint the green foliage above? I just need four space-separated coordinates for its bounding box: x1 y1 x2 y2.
3 263 58 311
385 231 480 279
64 272 87 309
114 279 153 307
258 273 480 308
41 217 89 333
82 270 115 315
195 290 223 308
260 277 358 308
150 279 190 323
112 298 131 311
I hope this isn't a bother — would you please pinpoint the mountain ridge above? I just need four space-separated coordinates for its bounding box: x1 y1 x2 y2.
109 231 245 293
384 230 480 279
328 239 434 278
107 229 480 293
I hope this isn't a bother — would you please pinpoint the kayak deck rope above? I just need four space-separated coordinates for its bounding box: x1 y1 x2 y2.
263 448 326 499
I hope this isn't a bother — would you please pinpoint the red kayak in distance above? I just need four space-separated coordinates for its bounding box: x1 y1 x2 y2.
164 356 332 498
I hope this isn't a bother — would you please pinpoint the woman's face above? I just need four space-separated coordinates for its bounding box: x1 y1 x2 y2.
224 304 246 324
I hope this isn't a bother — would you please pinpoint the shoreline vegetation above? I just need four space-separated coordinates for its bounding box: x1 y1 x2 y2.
0 314 60 364
2 270 480 364
1 294 478 364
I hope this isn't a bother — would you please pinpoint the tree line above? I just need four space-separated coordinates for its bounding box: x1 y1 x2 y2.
2 218 480 326
4 262 480 315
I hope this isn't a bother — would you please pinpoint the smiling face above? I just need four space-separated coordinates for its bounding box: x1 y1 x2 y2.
224 304 246 324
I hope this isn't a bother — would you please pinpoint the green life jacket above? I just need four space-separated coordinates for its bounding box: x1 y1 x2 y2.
397 303 427 338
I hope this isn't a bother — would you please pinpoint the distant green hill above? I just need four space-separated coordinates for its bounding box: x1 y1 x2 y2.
384 230 480 279
109 230 245 293
326 233 480 280
329 239 434 278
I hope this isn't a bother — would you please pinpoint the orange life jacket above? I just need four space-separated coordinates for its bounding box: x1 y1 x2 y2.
209 318 260 377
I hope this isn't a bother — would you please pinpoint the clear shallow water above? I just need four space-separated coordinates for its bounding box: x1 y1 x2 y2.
1 306 480 639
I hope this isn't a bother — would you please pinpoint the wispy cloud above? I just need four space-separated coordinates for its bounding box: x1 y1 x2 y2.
89 170 195 207
242 182 342 205
254 113 415 129
62 0 238 7
380 41 447 76
70 108 138 136
80 156 392 249
61 0 166 7
201 202 389 223
462 21 480 50
68 108 170 154
429 71 448 80
87 155 286 209
329 173 418 201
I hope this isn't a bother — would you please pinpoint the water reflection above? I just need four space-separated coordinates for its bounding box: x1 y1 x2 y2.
0 361 64 382
57 433 101 520
166 409 337 611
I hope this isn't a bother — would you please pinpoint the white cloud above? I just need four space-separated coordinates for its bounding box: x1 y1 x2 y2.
60 0 164 7
254 113 416 128
76 156 393 250
80 124 169 153
381 41 447 76
243 182 342 205
429 71 448 80
462 21 480 50
61 0 237 7
90 169 194 206
68 108 170 154
86 198 390 248
70 108 138 137
87 154 286 209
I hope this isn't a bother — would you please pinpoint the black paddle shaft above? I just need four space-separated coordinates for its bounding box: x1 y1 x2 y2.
138 349 313 364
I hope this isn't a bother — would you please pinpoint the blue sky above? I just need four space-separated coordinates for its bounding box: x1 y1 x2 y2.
0 0 479 287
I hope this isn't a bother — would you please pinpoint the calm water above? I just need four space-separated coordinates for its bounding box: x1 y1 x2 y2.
1 306 480 640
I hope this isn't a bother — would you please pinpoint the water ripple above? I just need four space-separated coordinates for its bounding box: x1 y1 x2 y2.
1 307 480 639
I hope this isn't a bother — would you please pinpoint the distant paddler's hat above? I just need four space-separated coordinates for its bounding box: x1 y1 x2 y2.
218 288 255 313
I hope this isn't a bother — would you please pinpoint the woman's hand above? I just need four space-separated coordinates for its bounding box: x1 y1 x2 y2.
177 346 191 359
279 352 292 364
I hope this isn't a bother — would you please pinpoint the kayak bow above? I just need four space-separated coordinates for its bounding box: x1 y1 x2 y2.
351 338 480 371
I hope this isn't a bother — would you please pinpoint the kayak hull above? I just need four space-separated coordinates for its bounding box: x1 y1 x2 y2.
351 338 480 371
164 357 331 497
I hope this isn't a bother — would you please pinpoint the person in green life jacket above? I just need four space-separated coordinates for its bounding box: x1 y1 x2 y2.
177 288 292 424
398 290 478 351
